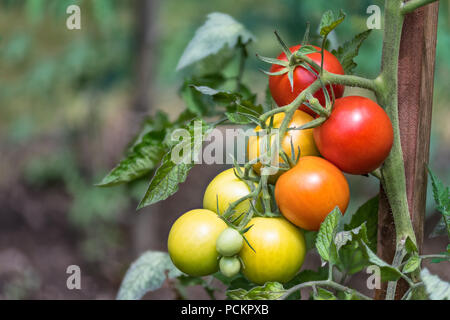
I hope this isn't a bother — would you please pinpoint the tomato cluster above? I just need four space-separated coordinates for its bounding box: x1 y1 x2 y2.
168 168 306 285
167 44 393 286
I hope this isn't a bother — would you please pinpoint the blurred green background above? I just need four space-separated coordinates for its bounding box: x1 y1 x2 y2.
0 0 448 299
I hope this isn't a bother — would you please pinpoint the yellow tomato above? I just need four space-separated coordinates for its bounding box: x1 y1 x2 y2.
203 168 254 221
248 110 319 181
239 217 306 285
168 209 227 276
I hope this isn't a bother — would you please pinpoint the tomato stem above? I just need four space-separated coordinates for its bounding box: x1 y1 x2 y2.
280 279 373 300
401 0 438 15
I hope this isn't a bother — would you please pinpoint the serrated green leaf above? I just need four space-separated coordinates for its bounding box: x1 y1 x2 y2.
404 236 418 254
345 195 378 252
428 168 450 239
313 287 337 300
97 131 167 187
138 120 212 209
192 85 239 106
176 12 255 71
403 255 421 273
430 218 448 238
116 251 182 300
334 223 370 275
315 207 343 263
359 241 402 281
97 112 170 187
421 268 450 300
332 30 372 75
319 10 346 37
226 282 285 300
225 112 251 124
334 224 369 252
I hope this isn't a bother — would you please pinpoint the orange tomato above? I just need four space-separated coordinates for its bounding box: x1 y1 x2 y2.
274 156 350 231
248 110 319 181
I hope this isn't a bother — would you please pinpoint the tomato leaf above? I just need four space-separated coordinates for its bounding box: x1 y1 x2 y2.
137 120 212 209
428 167 450 239
313 287 337 300
319 10 346 37
430 218 448 238
420 268 450 300
176 12 255 71
333 223 371 274
402 254 421 273
345 195 378 252
332 30 372 75
96 112 173 187
116 251 182 300
359 241 402 282
226 282 285 300
315 207 343 264
97 131 167 187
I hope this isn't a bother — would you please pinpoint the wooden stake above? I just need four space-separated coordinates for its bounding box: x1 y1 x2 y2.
376 1 439 299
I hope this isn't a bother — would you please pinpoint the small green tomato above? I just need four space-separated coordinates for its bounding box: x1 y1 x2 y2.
219 256 241 278
216 228 244 256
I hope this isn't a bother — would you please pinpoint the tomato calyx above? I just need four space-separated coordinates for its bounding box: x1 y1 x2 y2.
257 31 322 93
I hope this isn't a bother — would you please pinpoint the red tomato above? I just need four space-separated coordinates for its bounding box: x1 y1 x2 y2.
269 45 345 116
313 96 394 175
274 156 350 231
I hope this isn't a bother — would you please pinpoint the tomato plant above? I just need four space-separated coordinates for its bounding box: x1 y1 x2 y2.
275 156 350 231
239 217 306 285
104 2 448 302
268 44 344 116
313 96 394 174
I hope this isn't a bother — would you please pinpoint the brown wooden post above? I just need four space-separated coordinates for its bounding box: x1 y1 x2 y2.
376 2 439 299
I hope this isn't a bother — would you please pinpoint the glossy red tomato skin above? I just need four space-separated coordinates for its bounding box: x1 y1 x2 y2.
313 96 394 175
274 156 350 231
269 45 345 116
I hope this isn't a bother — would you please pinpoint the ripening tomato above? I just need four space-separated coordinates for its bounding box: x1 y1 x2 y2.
313 96 394 174
269 45 345 116
239 217 306 285
275 156 350 231
247 110 319 181
203 168 256 221
168 209 227 276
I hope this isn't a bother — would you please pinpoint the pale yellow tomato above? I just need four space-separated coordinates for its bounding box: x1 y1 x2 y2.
239 217 306 284
203 168 254 221
168 209 227 276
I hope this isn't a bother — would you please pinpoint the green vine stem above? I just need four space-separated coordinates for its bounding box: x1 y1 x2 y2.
376 0 418 250
401 0 438 14
280 280 373 300
279 263 374 300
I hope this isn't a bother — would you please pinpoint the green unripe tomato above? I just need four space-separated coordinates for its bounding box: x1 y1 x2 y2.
219 256 241 278
216 228 244 256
